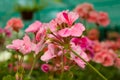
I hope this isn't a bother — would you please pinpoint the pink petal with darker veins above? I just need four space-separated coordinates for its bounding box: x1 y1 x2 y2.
58 28 71 37
70 23 85 37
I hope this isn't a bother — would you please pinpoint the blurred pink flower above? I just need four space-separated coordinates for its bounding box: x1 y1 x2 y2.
58 23 85 37
41 64 50 73
93 41 102 52
87 11 98 23
0 28 11 37
64 66 69 71
74 3 94 19
56 10 79 26
25 21 42 33
105 40 118 50
102 56 114 66
4 29 12 37
87 29 100 41
97 12 110 27
93 49 117 66
5 18 24 32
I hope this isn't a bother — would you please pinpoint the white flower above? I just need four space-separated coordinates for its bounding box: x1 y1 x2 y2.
0 51 12 62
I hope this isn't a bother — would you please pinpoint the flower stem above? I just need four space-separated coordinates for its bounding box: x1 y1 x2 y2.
20 56 24 80
16 55 24 80
27 55 37 79
70 49 108 80
83 20 87 28
60 49 65 80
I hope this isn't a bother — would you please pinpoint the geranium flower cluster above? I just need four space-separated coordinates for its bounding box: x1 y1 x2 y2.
74 3 110 27
6 10 91 74
5 9 118 80
86 28 120 68
92 40 120 68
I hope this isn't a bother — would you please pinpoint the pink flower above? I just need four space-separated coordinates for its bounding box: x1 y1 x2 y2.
74 3 94 19
6 39 23 50
41 64 50 73
58 23 85 37
19 34 32 54
93 49 117 66
97 12 110 27
71 37 94 57
35 25 46 42
87 11 98 23
56 10 79 26
102 55 114 66
32 24 47 54
87 29 100 41
5 18 24 32
7 35 32 55
0 28 11 37
71 43 89 68
4 29 12 37
80 3 94 11
72 37 89 48
105 40 118 50
25 21 42 33
41 44 56 62
49 19 59 33
25 22 46 54
34 36 46 54
92 41 102 52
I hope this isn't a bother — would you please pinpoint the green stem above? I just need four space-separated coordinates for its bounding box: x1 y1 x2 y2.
27 56 37 79
20 56 24 80
83 20 87 28
16 54 19 74
16 55 24 80
27 52 43 79
70 49 108 80
60 49 64 80
16 31 19 39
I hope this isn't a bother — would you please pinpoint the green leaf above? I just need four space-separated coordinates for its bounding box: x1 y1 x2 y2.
2 75 15 80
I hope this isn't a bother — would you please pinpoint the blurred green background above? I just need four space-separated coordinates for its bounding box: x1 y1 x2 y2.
0 0 120 32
